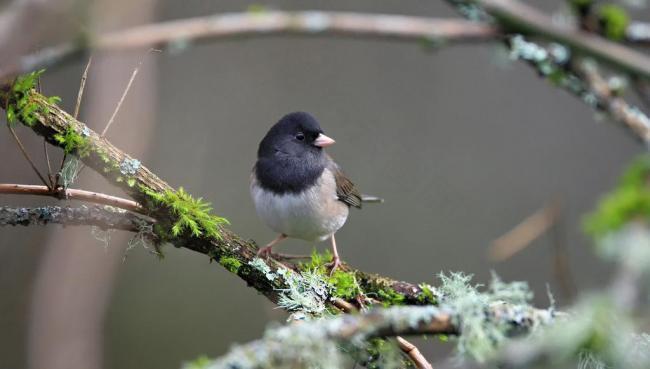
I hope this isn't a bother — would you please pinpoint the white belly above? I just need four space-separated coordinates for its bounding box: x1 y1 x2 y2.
250 169 349 242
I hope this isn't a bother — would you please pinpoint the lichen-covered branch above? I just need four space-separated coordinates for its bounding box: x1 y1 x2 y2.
504 35 650 143
0 205 149 232
191 272 557 369
455 0 650 80
197 306 456 369
0 87 431 306
0 11 501 81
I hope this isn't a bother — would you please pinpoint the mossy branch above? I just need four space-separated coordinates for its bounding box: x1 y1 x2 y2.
0 87 433 306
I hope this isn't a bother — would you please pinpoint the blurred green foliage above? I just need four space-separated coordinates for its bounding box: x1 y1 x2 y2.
598 4 630 41
584 155 650 238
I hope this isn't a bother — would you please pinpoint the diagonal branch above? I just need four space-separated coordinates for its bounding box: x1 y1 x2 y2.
468 0 650 80
0 91 431 306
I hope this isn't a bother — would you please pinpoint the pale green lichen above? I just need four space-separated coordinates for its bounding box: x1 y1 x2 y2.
435 271 552 362
277 268 331 316
248 257 277 281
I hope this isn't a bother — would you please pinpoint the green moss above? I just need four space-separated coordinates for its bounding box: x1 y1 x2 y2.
53 126 91 157
183 355 211 369
299 250 363 300
299 249 333 273
219 256 242 273
141 186 229 239
417 283 437 304
377 287 406 307
4 70 61 127
598 4 629 41
584 155 650 238
329 270 362 299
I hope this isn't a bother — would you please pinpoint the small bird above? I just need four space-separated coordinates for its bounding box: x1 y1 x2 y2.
250 112 379 272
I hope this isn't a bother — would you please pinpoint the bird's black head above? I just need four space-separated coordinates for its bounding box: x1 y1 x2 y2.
255 112 336 194
257 111 334 159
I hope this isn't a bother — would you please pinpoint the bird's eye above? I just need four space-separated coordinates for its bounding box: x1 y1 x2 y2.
295 133 305 141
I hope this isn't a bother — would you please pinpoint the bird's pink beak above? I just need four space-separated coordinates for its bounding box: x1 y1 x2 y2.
313 133 335 148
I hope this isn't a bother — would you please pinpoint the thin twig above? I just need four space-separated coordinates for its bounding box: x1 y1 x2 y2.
396 337 434 369
549 202 576 300
43 138 53 187
74 56 92 120
332 297 435 369
489 199 561 261
56 57 92 188
7 125 50 188
0 183 145 214
100 60 142 137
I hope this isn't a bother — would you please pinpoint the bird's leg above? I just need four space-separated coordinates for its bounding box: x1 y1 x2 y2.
257 234 287 258
326 234 342 275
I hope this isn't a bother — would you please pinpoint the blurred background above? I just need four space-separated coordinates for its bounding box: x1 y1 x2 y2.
0 0 646 368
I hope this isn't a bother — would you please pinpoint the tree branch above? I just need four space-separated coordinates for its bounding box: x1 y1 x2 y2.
0 91 430 306
0 205 149 232
0 11 500 81
0 183 145 214
200 304 554 369
467 0 650 80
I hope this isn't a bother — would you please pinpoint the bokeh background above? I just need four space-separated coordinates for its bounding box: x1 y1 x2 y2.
0 0 646 368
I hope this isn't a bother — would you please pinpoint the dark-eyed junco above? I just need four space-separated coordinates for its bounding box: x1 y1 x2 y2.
250 112 380 272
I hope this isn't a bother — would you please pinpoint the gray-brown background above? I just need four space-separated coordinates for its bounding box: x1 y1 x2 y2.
0 0 645 368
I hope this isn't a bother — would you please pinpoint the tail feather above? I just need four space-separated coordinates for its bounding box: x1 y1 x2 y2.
361 194 384 204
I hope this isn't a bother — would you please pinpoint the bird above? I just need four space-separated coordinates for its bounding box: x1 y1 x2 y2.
250 111 380 273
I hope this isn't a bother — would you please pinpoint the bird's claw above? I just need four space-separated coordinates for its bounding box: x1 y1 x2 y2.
326 257 342 276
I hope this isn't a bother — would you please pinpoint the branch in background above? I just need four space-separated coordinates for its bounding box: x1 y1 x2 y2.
0 183 144 213
503 34 650 143
468 0 650 80
0 11 501 81
0 205 149 232
574 59 650 141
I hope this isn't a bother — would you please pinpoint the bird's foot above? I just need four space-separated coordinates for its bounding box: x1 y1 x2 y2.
325 256 342 276
256 246 274 260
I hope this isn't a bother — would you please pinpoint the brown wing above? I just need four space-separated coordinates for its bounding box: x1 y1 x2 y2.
332 166 363 209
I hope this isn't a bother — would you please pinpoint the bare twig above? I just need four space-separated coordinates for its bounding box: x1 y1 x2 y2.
101 60 141 137
333 298 435 369
0 205 150 232
73 57 92 120
8 125 50 188
42 138 53 187
0 183 144 214
396 337 434 369
55 57 93 188
489 199 560 261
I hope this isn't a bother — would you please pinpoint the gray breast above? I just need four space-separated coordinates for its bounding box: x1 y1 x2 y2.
250 168 349 242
